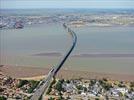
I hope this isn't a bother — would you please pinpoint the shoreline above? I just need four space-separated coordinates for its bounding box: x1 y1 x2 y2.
0 65 134 82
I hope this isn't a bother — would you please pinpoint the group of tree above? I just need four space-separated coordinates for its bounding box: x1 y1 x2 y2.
0 96 6 100
17 80 29 88
27 80 39 93
17 79 39 93
55 79 64 92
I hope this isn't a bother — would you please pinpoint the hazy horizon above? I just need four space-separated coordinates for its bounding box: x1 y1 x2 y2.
1 0 134 9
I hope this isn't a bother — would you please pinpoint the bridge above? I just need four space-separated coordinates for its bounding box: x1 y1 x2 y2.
30 23 77 100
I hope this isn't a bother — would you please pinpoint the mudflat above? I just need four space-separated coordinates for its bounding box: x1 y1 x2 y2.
0 65 134 82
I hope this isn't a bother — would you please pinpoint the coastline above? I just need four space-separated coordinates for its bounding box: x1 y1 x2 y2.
1 65 134 82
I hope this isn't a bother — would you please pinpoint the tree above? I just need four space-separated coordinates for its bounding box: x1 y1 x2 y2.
27 80 39 93
90 79 96 86
0 88 4 92
99 80 104 85
60 79 64 84
51 77 56 85
83 87 87 92
46 87 52 94
66 80 70 84
0 96 6 100
105 95 109 100
118 83 126 87
102 83 112 91
58 92 63 99
78 90 81 94
17 80 28 88
103 78 108 82
55 81 63 92
76 85 83 90
66 96 71 99
119 92 123 99
48 97 55 100
130 82 134 87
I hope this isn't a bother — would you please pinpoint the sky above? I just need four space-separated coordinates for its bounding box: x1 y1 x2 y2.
1 0 134 9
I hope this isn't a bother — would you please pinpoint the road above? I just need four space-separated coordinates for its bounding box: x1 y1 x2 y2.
30 23 77 100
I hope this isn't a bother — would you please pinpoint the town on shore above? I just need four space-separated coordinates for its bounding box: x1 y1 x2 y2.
1 9 134 29
0 72 134 100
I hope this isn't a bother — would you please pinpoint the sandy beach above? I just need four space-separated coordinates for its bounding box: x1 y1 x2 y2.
0 65 134 82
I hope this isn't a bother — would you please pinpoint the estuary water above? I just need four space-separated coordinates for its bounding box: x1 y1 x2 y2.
1 23 134 75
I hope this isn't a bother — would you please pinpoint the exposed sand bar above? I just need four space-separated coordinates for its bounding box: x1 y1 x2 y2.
0 65 134 82
1 56 134 75
32 52 134 58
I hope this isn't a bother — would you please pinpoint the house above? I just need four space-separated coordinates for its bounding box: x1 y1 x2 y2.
14 21 24 29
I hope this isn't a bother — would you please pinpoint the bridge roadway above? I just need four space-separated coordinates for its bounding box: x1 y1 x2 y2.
30 24 77 100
